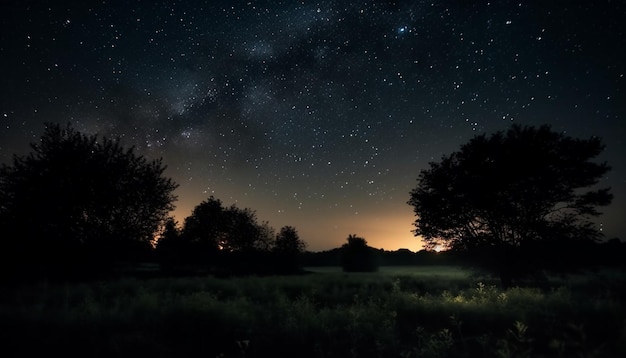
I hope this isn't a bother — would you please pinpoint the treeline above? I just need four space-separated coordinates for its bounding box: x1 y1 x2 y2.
303 248 451 267
2 123 624 284
304 238 626 271
155 197 307 276
0 123 306 284
304 245 458 268
451 237 626 281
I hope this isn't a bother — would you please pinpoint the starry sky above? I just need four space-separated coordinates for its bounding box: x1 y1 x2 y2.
1 0 624 252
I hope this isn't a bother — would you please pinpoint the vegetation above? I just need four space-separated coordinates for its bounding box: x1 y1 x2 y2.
0 123 178 282
0 123 623 357
180 196 272 253
274 226 307 273
0 124 309 281
1 267 625 357
340 234 379 272
156 197 307 275
408 125 613 285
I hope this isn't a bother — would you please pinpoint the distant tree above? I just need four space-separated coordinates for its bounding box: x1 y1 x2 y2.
601 238 626 267
159 217 181 243
177 197 278 273
273 226 307 273
181 197 269 253
340 234 378 272
301 248 342 267
255 221 276 252
222 205 263 252
0 123 178 281
408 125 612 285
155 217 184 267
179 197 227 258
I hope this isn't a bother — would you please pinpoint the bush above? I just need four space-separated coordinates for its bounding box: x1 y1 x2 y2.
340 234 379 272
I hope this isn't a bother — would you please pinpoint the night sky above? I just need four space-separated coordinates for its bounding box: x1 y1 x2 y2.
1 1 624 251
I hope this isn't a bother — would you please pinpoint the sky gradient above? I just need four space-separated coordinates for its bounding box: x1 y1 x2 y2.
1 1 624 251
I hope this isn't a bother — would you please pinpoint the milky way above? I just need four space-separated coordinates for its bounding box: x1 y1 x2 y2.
1 1 624 251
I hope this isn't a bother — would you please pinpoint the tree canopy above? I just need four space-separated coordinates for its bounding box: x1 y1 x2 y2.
407 125 612 281
274 226 306 255
180 196 273 253
156 197 307 275
0 123 178 280
340 234 378 272
273 226 307 273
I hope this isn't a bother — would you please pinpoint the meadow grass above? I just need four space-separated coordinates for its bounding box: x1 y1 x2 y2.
306 265 471 277
1 266 625 357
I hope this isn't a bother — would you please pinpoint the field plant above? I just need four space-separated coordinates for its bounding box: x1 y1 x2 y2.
1 266 625 357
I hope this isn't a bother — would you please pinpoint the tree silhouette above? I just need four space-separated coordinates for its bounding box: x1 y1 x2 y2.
273 226 306 273
255 221 276 252
180 197 270 253
340 234 378 272
0 123 178 281
155 217 184 269
181 197 228 255
222 205 263 252
159 217 182 244
175 196 276 273
408 124 612 284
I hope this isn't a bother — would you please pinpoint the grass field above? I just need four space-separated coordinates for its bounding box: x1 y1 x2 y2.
1 265 625 357
306 265 472 278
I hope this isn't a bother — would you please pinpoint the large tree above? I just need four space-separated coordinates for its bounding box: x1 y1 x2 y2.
181 197 271 253
173 196 279 274
0 123 178 280
340 234 378 272
408 125 612 280
273 226 307 273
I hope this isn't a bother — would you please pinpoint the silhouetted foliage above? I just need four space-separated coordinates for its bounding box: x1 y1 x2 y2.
0 123 178 282
223 205 266 252
408 125 612 285
375 248 455 266
302 248 342 266
155 217 184 269
302 247 463 267
159 217 182 244
179 197 269 253
273 226 306 273
180 196 225 258
159 196 280 275
340 234 379 272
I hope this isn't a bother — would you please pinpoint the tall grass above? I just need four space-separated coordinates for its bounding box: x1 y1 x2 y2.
1 267 625 357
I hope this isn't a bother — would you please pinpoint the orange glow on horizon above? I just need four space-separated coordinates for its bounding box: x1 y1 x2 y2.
168 197 425 252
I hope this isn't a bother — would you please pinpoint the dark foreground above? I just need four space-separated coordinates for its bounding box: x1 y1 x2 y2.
1 266 625 357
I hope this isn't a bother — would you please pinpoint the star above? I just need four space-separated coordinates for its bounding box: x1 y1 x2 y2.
0 1 623 251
